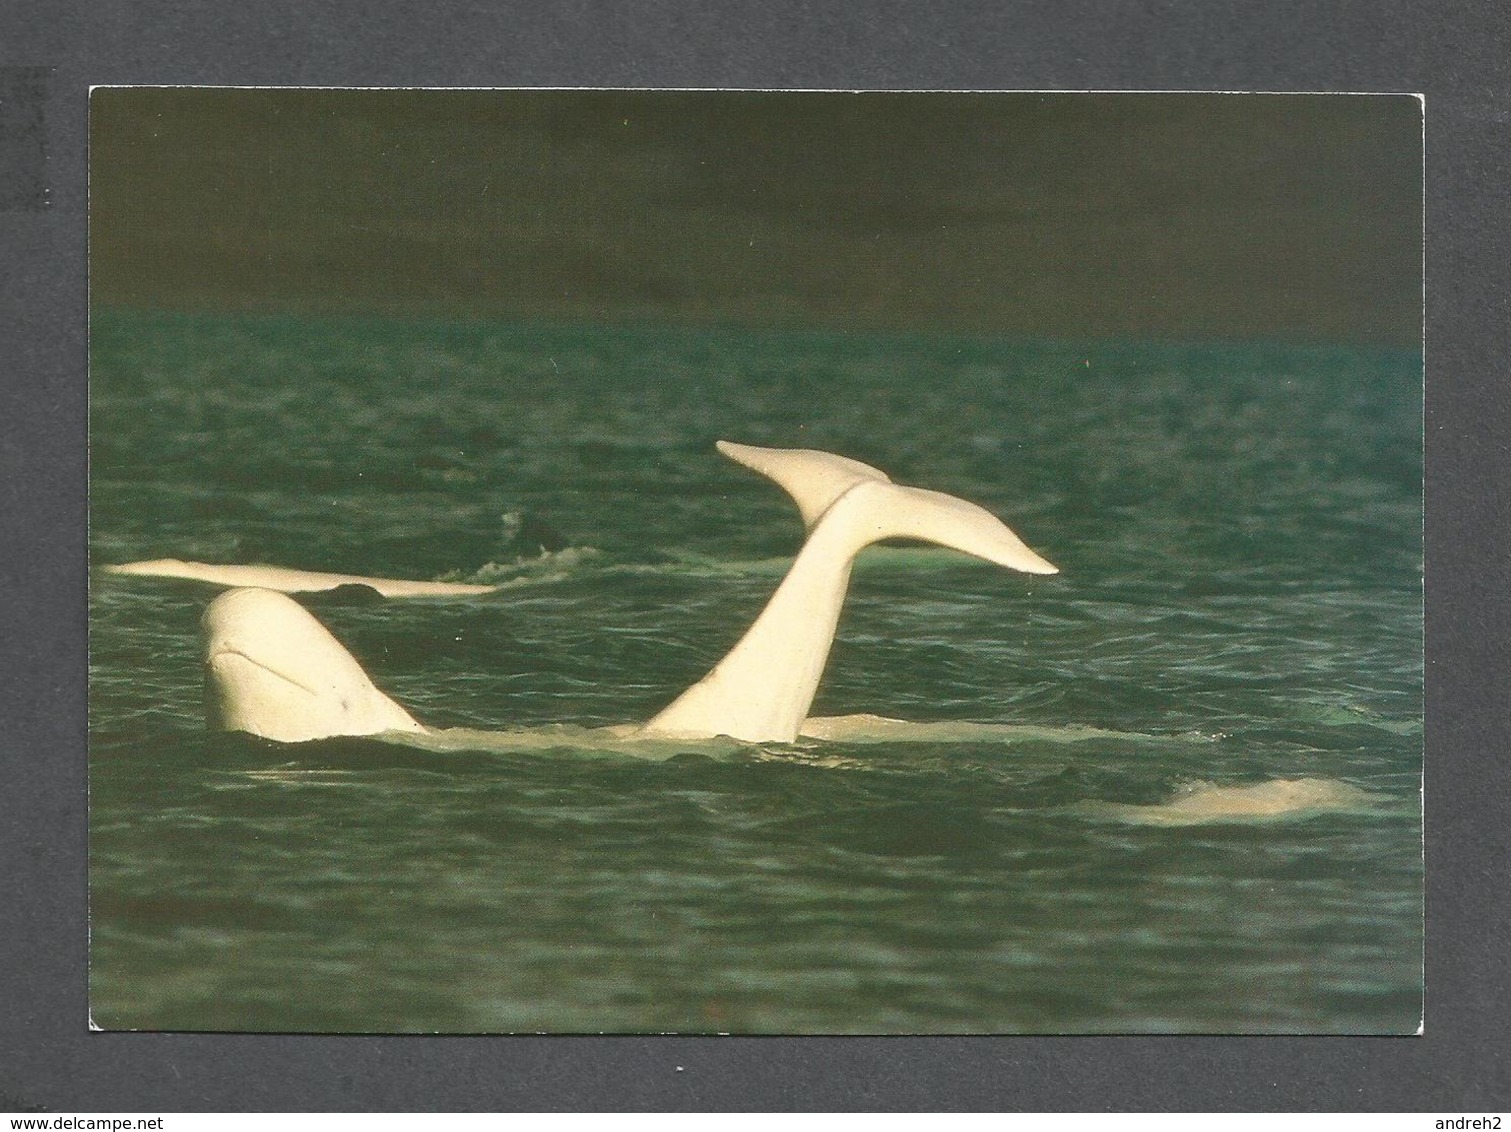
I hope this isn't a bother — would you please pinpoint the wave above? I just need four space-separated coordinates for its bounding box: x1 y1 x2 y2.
442 546 603 588
456 544 1047 592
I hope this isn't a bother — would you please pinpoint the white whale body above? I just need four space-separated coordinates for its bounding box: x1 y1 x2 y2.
203 586 426 743
107 559 496 598
201 440 1057 745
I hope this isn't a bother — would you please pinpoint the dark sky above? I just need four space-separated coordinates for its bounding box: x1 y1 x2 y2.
90 89 1422 345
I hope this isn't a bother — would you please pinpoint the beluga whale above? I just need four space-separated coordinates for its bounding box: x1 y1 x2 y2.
203 586 427 743
199 441 1058 746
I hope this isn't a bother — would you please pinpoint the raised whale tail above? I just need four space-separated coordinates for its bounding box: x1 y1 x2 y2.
644 446 1057 742
202 587 424 743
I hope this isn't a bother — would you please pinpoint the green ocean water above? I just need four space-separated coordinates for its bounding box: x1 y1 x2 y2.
88 309 1423 1033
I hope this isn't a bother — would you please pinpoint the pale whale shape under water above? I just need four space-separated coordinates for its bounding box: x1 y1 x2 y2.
201 440 1057 745
1090 778 1380 825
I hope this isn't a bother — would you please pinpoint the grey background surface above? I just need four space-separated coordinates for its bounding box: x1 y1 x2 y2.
2 0 1505 1112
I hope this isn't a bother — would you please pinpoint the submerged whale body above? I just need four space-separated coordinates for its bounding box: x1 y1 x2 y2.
200 440 1058 745
1093 778 1379 825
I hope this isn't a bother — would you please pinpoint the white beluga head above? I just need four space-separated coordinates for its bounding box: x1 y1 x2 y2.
202 587 425 743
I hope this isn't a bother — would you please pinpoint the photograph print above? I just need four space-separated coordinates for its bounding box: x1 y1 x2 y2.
88 89 1423 1034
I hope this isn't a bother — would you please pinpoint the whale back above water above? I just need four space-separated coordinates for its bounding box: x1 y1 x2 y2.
714 440 892 530
107 559 496 597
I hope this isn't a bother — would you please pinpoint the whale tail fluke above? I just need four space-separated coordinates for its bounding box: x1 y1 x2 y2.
202 587 425 743
716 440 1057 574
713 441 1057 574
715 440 892 530
851 481 1060 574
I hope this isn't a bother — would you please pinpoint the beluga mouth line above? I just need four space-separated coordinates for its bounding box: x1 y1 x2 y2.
209 646 327 699
198 441 1058 746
